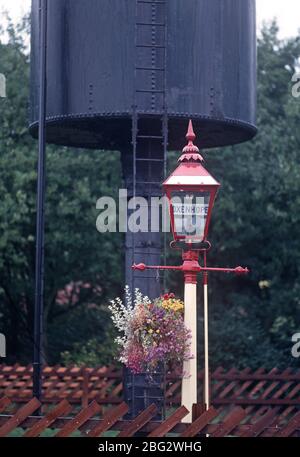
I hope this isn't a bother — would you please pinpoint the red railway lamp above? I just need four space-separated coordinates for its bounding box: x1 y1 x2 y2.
163 120 220 245
132 120 249 422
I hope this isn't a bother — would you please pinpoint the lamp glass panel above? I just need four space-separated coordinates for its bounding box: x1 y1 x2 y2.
171 191 210 242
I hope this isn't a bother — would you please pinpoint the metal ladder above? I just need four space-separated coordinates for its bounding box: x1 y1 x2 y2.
131 0 168 296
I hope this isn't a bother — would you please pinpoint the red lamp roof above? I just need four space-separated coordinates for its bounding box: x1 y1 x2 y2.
163 120 220 187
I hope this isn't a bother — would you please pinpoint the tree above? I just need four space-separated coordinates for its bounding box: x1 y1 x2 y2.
0 16 122 364
200 22 300 369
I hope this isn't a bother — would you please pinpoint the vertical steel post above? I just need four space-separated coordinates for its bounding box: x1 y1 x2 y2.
33 0 47 403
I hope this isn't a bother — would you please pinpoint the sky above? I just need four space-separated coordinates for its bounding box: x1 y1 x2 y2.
0 0 299 40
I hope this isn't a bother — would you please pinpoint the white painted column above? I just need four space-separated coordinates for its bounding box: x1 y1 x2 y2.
203 275 210 410
181 281 197 422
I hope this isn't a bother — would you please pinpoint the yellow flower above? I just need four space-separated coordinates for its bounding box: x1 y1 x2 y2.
161 297 184 312
148 329 153 334
156 329 160 334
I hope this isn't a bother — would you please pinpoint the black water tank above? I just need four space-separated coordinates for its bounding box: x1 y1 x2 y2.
29 0 257 149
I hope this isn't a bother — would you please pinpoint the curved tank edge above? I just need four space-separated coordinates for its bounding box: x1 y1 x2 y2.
28 113 257 150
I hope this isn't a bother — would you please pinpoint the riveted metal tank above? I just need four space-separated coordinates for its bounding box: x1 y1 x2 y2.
29 0 257 150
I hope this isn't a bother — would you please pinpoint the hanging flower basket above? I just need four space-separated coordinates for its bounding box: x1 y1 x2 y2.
109 287 191 374
109 287 191 419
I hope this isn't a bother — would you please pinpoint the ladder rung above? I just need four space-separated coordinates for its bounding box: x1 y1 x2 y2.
131 252 161 256
128 254 162 257
136 44 165 49
127 244 161 249
131 396 165 400
137 22 166 27
136 66 165 72
132 275 161 279
136 158 164 162
127 244 161 248
136 89 164 93
137 135 164 139
135 180 162 184
137 1 166 4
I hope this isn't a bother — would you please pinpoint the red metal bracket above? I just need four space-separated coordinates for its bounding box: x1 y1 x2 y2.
132 247 249 285
132 262 249 275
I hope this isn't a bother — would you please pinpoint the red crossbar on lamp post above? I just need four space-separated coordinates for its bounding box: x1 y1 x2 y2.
132 262 249 275
132 120 249 422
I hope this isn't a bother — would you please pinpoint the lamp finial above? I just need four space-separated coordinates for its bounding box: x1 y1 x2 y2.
179 119 204 162
186 119 196 143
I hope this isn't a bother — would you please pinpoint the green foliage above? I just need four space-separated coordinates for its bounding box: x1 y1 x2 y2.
199 22 300 369
166 22 300 369
204 307 282 369
0 16 123 364
61 336 118 368
51 303 118 366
